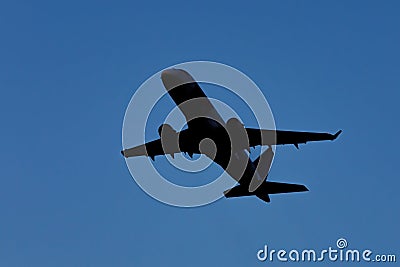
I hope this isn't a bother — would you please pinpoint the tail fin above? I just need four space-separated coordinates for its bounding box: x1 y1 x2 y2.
256 193 271 203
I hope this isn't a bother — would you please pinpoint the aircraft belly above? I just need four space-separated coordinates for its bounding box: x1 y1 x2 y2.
223 150 251 183
249 147 274 192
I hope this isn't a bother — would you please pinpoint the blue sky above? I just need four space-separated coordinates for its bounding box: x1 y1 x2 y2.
1 1 399 266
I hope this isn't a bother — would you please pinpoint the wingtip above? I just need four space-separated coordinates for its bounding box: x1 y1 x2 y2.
333 130 343 140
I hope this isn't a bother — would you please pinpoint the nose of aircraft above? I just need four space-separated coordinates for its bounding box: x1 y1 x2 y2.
161 68 195 91
160 68 178 80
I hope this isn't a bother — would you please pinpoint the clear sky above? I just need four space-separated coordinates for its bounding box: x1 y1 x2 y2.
1 1 399 266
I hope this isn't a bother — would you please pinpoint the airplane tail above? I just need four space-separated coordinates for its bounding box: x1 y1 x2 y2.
224 181 308 203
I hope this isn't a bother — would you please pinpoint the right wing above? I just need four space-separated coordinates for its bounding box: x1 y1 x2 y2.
246 128 342 148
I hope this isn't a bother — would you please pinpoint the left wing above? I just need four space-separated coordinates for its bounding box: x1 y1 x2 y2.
121 139 167 160
246 128 342 148
121 129 195 160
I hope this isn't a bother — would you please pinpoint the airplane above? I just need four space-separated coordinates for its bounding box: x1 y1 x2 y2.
121 68 342 203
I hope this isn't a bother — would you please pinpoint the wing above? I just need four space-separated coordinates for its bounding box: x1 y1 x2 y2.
121 139 167 160
121 129 199 160
161 69 225 128
246 128 342 148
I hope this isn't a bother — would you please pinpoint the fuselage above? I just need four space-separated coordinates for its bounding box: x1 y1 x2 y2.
177 117 266 190
161 69 270 195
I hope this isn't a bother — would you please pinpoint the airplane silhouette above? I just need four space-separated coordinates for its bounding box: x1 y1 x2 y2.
121 69 342 203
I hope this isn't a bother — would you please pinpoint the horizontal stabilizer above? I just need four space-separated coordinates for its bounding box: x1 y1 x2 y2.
224 185 254 198
224 181 308 203
263 181 309 194
224 185 272 203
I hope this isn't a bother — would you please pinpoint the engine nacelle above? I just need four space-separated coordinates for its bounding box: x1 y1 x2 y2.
158 124 179 157
226 118 249 152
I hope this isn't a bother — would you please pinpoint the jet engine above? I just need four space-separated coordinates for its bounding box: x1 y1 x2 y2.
158 124 179 158
226 118 250 152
